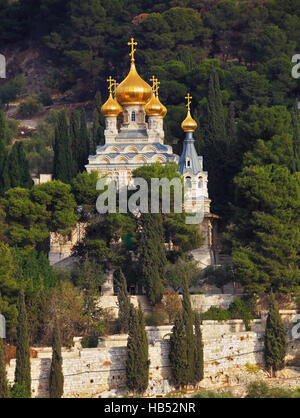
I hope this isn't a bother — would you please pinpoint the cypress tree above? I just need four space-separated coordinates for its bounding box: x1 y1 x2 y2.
69 109 81 177
194 313 204 383
116 270 131 334
91 108 104 152
79 108 89 171
53 110 73 183
14 288 31 398
181 276 195 383
8 142 33 189
204 69 232 219
264 293 287 376
91 108 99 154
169 312 189 388
95 91 105 125
94 91 105 146
206 70 226 146
0 337 9 398
126 304 149 394
7 142 21 188
49 318 64 398
139 213 166 305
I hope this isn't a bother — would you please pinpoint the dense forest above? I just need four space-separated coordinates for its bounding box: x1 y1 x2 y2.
0 1 300 396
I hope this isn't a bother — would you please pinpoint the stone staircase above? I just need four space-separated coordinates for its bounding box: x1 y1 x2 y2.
133 295 153 316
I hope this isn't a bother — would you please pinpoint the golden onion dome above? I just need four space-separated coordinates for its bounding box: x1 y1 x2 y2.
145 93 167 118
115 61 152 106
181 110 198 132
101 93 122 117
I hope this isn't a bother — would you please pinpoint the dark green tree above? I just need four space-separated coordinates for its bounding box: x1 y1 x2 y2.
8 142 33 189
116 270 131 334
14 288 31 398
49 318 64 398
206 70 226 144
0 337 9 398
181 275 194 383
126 304 149 394
264 293 287 376
228 165 300 294
69 109 81 177
139 213 166 305
203 69 233 220
169 312 189 388
79 108 90 171
0 110 8 193
53 110 73 183
226 102 237 145
194 313 204 383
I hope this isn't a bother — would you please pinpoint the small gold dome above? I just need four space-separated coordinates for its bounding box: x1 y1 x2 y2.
101 93 123 117
145 93 167 118
115 62 152 106
181 110 197 132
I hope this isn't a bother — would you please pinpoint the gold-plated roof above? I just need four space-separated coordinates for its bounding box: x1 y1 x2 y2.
115 38 152 106
145 76 167 118
101 76 122 117
181 93 197 132
101 93 123 117
145 93 164 117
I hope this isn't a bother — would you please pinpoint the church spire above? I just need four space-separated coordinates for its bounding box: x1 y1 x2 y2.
178 93 201 175
181 93 198 133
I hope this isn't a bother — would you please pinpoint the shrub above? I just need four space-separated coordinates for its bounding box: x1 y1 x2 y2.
244 363 260 375
194 390 233 398
146 308 168 326
162 290 182 323
200 306 231 321
39 91 53 106
80 335 98 348
5 118 19 145
10 382 30 398
17 95 42 118
229 299 253 330
246 381 300 398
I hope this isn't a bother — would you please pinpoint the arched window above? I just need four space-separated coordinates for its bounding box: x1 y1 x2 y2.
198 177 202 188
185 176 192 188
131 111 136 122
186 159 191 168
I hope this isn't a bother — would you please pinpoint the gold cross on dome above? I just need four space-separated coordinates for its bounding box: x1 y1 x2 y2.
150 76 160 96
107 76 114 94
150 75 156 89
112 80 119 97
154 79 160 97
128 37 138 62
185 93 192 111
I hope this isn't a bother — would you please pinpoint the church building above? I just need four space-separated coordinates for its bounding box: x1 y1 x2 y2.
85 38 217 267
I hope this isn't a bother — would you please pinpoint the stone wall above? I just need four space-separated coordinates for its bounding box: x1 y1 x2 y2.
99 294 243 319
48 223 86 266
6 313 300 398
